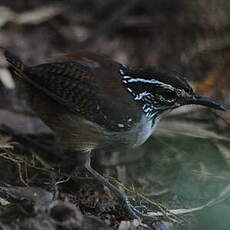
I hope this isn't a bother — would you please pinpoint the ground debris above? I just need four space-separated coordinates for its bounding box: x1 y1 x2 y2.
0 185 53 207
0 0 230 229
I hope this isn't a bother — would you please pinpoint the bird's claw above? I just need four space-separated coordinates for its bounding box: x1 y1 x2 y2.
123 197 157 222
134 205 148 211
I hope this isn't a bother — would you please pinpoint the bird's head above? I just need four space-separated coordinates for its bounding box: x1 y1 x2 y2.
120 66 224 119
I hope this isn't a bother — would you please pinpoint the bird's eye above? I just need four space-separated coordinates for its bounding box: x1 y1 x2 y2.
159 89 176 102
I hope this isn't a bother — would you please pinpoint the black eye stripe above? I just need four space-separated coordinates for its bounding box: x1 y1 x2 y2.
156 88 176 95
123 78 176 104
125 81 163 90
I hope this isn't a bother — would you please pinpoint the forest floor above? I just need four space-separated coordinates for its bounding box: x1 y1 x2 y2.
0 1 230 229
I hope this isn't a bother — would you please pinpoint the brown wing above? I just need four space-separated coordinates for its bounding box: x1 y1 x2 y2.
25 53 142 132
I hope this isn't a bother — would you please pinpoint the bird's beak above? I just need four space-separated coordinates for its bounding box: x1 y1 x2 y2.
183 94 225 111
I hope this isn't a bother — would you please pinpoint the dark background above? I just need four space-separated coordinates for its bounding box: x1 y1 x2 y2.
0 0 229 229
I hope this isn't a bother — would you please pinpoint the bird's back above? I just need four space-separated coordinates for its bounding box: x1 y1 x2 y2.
5 50 144 151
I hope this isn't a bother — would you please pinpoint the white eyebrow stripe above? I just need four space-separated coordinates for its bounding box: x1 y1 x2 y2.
124 76 174 90
134 91 151 100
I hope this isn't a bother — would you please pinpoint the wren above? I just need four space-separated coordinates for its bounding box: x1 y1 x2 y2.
3 49 224 221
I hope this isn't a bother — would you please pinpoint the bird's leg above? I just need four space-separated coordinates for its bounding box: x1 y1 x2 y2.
84 151 157 221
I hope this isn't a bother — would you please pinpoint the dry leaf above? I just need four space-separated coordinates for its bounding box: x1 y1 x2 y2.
156 120 230 141
147 183 230 216
0 5 63 27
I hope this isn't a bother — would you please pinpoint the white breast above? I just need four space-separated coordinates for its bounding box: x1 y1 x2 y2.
132 114 159 148
106 113 160 150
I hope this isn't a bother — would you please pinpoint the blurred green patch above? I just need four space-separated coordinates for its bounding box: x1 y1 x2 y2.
128 135 230 229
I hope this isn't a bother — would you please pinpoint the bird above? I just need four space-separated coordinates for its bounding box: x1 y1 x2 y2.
3 49 224 221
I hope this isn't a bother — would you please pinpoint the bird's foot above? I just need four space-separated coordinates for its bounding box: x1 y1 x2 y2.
124 200 157 221
122 197 157 222
134 205 148 212
84 153 158 222
98 200 155 222
99 201 147 212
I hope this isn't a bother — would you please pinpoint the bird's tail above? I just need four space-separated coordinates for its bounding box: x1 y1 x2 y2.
2 48 26 79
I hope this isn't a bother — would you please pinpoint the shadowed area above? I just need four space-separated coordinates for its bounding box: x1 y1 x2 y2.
0 0 229 229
